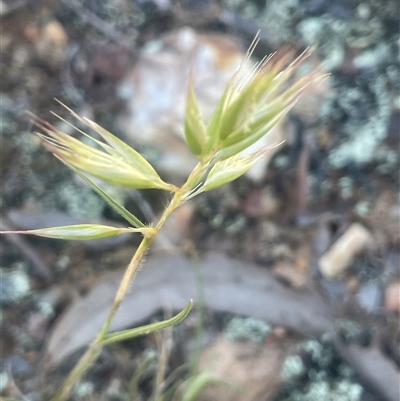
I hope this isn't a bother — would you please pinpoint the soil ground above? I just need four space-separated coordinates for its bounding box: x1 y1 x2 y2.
1 1 399 400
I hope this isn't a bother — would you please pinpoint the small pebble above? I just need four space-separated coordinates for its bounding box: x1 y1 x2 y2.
318 223 372 278
385 281 400 313
272 326 287 339
32 20 68 71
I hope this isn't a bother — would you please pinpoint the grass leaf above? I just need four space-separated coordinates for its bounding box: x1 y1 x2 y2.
0 224 147 240
101 300 193 345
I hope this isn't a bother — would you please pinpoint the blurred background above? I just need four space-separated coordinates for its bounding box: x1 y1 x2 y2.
1 0 399 400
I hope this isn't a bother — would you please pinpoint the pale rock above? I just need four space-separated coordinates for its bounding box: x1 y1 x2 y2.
118 27 282 183
385 281 400 313
318 223 373 278
29 20 68 71
197 334 285 401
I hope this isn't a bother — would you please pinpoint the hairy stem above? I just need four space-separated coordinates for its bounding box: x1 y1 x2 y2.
50 190 185 401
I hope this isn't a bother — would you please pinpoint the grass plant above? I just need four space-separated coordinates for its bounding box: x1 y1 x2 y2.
1 36 323 400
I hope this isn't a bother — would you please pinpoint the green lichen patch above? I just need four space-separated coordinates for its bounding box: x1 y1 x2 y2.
224 316 272 343
275 336 365 401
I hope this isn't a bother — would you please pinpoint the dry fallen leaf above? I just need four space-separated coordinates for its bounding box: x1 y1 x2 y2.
43 253 400 401
44 252 333 367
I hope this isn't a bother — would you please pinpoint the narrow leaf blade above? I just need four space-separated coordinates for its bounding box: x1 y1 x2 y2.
1 224 142 240
101 300 194 345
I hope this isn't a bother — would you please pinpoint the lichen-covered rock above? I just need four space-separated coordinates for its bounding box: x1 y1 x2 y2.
276 336 365 401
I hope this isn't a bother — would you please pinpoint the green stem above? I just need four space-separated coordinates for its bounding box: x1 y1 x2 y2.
50 191 184 401
50 341 102 401
50 159 210 401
